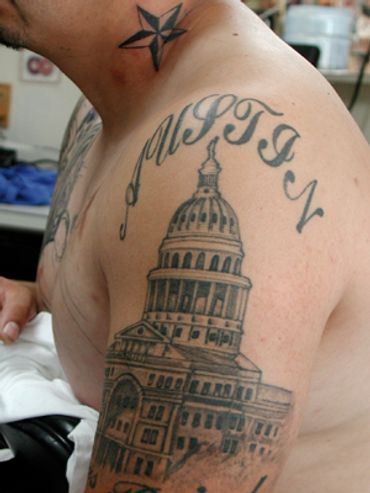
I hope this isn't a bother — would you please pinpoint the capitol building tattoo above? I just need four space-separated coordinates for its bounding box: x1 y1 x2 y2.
95 138 293 484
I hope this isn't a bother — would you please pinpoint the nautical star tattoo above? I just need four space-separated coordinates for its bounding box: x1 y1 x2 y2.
119 4 187 71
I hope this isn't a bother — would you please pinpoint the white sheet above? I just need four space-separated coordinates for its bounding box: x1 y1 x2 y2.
0 312 99 493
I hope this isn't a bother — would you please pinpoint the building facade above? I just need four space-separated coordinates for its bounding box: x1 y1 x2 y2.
95 138 293 483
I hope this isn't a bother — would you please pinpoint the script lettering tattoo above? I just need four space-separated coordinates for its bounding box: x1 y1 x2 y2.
283 170 325 234
42 103 102 259
92 139 293 491
119 4 187 71
119 94 323 240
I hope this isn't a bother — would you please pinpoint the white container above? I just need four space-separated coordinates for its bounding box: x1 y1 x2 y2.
283 6 355 70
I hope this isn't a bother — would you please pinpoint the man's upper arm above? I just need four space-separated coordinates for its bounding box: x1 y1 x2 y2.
86 94 342 493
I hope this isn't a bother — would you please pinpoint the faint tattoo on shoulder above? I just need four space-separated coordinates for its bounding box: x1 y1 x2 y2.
42 106 102 260
93 139 293 490
118 3 187 71
119 94 324 239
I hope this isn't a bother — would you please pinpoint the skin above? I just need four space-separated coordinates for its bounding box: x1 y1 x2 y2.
1 1 370 492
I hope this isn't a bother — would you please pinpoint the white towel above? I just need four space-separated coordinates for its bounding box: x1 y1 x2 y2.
0 312 99 493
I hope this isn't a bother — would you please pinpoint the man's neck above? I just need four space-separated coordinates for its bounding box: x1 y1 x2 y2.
45 0 215 138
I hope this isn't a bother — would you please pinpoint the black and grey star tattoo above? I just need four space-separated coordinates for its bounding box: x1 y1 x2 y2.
118 3 187 71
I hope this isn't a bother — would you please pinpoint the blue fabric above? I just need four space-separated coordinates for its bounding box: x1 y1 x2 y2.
0 164 57 206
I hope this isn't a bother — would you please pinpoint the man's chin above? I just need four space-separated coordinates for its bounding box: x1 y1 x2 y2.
0 29 24 49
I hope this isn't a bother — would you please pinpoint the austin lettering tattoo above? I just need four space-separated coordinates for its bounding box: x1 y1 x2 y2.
283 170 324 234
93 140 293 490
119 4 187 71
119 94 324 240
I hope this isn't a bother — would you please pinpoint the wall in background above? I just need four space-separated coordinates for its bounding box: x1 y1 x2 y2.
0 47 81 152
332 82 370 144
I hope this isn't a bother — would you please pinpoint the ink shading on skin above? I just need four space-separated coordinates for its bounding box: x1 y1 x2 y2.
119 4 187 71
42 104 102 260
92 138 293 491
119 94 324 240
250 476 268 493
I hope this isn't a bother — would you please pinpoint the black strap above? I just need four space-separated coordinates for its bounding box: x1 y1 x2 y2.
0 415 80 493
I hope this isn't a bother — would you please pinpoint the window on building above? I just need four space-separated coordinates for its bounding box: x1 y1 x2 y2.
191 330 200 339
134 457 144 475
175 327 183 337
141 429 150 444
222 257 232 273
145 461 154 477
179 281 196 313
209 284 227 317
230 440 239 455
189 380 199 394
155 280 167 311
222 438 239 455
192 413 201 428
156 406 165 421
172 254 180 268
274 427 279 438
201 383 211 395
183 253 192 269
222 333 230 344
222 439 231 453
264 424 273 437
148 406 156 419
229 415 238 430
216 414 225 430
210 255 220 272
177 437 185 450
245 388 254 401
234 258 241 275
160 325 167 336
259 447 265 456
194 282 210 315
226 286 239 320
181 411 189 426
249 443 257 453
165 377 173 390
205 414 214 429
255 422 264 435
214 384 223 397
236 386 244 400
189 437 198 450
141 429 159 445
237 416 246 432
209 331 218 342
167 280 180 312
195 253 205 270
175 378 183 390
200 213 207 223
223 384 232 398
157 376 165 388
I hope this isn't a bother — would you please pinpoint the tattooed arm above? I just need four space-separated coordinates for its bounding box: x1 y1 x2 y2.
86 95 340 493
